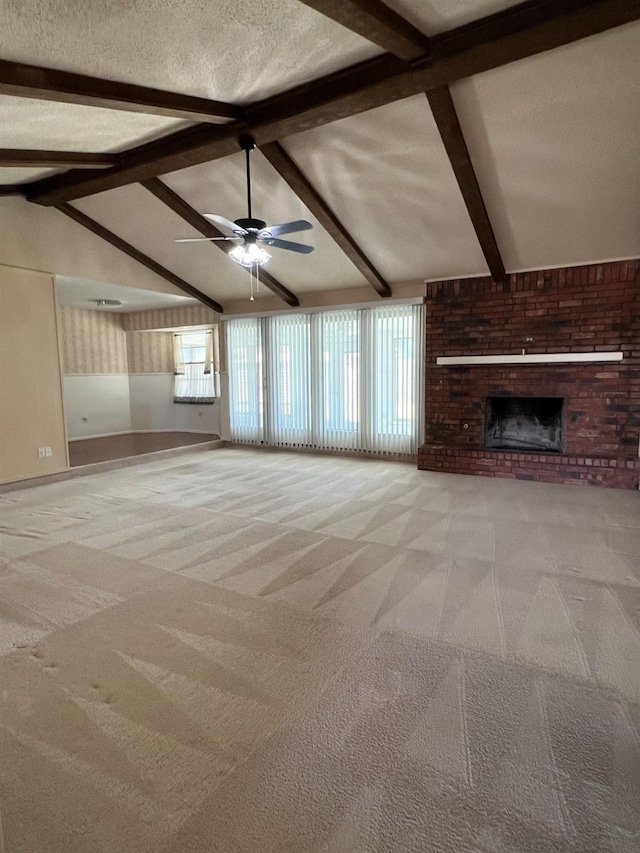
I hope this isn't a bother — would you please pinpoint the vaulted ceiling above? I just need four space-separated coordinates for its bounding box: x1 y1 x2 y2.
1 0 639 312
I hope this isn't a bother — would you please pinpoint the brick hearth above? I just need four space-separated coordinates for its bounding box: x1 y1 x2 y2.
418 259 640 488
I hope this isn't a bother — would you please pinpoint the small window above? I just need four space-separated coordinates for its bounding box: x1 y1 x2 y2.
173 329 219 403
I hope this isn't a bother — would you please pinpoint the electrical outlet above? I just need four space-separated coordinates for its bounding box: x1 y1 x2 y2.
45 447 52 457
38 447 46 458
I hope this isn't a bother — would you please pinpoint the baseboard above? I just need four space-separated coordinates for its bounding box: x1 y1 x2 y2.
130 429 219 436
0 440 225 493
69 430 133 441
225 441 416 462
69 429 218 441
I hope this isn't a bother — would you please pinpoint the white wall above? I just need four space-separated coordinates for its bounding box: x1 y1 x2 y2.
64 373 220 439
128 374 175 432
63 375 132 439
218 373 231 441
128 374 220 435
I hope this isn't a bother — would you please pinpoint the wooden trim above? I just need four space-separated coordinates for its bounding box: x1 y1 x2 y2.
426 87 505 282
27 0 640 205
55 203 224 313
141 178 300 307
260 142 391 297
0 184 25 196
0 59 242 123
0 149 119 169
436 351 624 366
295 0 430 60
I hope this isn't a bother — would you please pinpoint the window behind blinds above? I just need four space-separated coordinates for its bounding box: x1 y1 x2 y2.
227 304 423 456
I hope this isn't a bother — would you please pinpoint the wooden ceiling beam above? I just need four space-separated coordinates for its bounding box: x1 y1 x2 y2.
260 142 391 297
0 59 242 123
55 202 224 313
0 184 24 196
141 177 300 307
28 123 242 205
27 0 640 205
0 149 119 169
426 86 506 282
295 0 430 61
428 0 632 62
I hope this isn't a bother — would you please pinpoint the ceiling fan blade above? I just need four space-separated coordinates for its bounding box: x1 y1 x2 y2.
267 237 314 254
203 214 247 234
175 236 241 243
259 219 313 238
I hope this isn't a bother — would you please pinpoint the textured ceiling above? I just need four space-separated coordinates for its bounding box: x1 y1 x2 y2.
0 0 380 103
56 276 195 311
0 96 189 153
451 22 640 272
382 0 519 36
0 1 639 310
282 95 488 283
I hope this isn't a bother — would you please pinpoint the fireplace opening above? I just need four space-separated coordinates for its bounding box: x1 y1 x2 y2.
485 396 563 452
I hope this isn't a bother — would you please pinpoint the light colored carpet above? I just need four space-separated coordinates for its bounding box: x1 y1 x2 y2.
0 448 639 853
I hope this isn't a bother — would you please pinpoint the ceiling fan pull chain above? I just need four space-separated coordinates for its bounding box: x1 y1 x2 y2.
250 262 255 301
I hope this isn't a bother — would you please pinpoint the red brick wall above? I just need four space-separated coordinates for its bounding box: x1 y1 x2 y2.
419 259 640 487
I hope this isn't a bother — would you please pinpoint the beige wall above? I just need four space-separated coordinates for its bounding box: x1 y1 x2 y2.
122 304 219 332
59 306 215 376
126 331 173 374
59 308 128 374
0 265 68 483
58 308 175 376
0 197 177 296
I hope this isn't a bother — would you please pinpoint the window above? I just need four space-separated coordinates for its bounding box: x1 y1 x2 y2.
226 318 263 442
173 329 219 403
226 304 424 455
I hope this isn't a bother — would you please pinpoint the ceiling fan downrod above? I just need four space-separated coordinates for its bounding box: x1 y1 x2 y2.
239 135 256 222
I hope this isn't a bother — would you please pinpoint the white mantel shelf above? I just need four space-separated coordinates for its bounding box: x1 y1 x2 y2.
436 352 624 366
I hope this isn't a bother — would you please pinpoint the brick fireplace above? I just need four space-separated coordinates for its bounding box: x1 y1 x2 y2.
418 259 640 488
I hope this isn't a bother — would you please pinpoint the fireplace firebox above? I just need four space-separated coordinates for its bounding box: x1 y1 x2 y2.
485 396 563 452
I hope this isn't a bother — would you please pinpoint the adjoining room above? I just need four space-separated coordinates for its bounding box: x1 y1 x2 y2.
56 278 222 468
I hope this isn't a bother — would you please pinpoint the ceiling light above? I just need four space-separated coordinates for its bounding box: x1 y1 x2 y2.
228 242 271 268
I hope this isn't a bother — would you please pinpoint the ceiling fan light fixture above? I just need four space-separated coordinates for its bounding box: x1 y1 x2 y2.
228 242 271 268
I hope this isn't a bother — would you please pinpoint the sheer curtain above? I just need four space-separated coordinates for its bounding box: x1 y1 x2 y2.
173 331 217 403
227 303 423 456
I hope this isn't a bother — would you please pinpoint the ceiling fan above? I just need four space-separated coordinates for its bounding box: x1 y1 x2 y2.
175 135 314 268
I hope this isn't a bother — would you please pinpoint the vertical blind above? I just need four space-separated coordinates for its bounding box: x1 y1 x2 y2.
226 318 263 443
227 303 423 456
